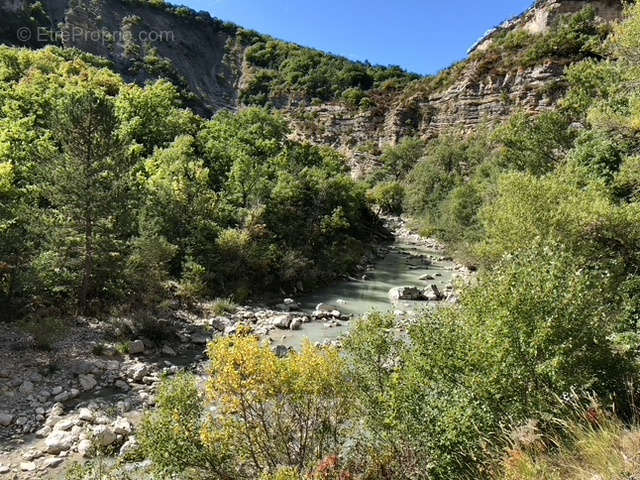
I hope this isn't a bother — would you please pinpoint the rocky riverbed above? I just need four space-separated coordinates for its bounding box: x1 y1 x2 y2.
0 217 472 479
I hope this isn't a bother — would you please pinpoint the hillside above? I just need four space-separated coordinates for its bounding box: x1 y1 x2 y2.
0 0 625 174
2 0 640 479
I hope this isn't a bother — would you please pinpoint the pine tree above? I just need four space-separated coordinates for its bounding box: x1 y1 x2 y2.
40 87 129 312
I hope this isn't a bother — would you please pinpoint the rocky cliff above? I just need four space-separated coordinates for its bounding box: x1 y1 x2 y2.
0 0 626 173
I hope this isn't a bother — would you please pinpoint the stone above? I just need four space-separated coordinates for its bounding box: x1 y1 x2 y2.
19 462 36 472
51 386 63 396
36 425 51 438
119 436 138 457
210 318 227 332
161 345 176 356
289 318 302 331
0 413 13 427
78 408 94 422
78 374 97 391
424 284 443 301
115 380 130 391
92 425 117 446
46 430 75 454
315 303 336 312
129 340 145 354
128 363 149 382
419 274 435 281
54 418 75 431
388 286 425 301
271 314 291 329
190 334 208 345
0 465 9 474
112 417 133 435
18 381 34 395
43 457 63 468
54 391 70 403
77 439 93 458
273 345 290 358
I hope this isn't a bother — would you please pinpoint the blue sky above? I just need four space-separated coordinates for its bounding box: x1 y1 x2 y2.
180 0 534 76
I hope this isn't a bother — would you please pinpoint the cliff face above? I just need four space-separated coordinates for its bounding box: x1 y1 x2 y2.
0 0 626 173
0 0 246 113
283 0 625 174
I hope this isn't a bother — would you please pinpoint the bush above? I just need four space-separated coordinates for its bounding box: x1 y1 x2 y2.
203 336 352 478
343 246 636 479
138 374 232 478
367 181 404 214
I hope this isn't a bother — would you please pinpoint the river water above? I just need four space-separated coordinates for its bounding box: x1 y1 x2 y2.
267 237 456 349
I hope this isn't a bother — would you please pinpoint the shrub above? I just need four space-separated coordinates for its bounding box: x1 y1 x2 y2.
204 336 352 478
208 297 237 316
349 245 637 479
19 316 66 351
138 374 232 478
366 181 404 214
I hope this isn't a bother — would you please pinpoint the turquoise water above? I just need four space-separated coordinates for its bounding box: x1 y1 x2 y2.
268 240 455 348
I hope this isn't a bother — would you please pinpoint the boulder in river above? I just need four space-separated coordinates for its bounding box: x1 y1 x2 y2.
388 286 425 301
272 315 292 329
423 284 444 301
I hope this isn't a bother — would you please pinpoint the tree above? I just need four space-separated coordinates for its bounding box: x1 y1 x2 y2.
39 87 129 311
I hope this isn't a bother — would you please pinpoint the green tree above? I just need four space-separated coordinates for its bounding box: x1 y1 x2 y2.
38 87 129 311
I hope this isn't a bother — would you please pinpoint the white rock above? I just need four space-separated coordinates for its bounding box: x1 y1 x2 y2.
54 418 75 431
271 314 291 329
43 457 63 468
78 374 97 391
92 425 116 446
128 363 149 382
119 436 138 457
20 462 36 472
388 286 424 301
77 438 93 458
46 430 75 454
289 318 302 331
315 303 336 312
0 413 13 426
78 408 94 422
129 340 145 354
0 465 9 474
112 417 132 435
51 386 63 395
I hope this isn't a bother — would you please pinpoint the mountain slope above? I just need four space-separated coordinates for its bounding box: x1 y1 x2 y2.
0 0 625 173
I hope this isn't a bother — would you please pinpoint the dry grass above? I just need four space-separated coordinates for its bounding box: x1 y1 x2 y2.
497 405 640 480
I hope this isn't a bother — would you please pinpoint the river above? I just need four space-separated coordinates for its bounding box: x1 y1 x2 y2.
267 227 457 349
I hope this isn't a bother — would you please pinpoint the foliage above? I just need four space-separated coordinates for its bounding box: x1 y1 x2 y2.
204 336 352 478
241 38 418 105
373 137 425 182
138 374 232 479
496 400 640 480
0 47 377 317
341 246 636 479
366 181 404 214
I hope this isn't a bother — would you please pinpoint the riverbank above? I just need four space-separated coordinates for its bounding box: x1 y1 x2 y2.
0 217 472 479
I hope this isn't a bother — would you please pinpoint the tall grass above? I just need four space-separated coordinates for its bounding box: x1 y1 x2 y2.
495 397 640 480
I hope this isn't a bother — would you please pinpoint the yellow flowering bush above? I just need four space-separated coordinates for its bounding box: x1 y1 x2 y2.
205 336 352 478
